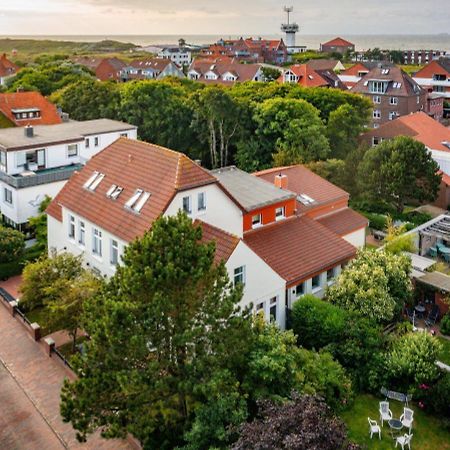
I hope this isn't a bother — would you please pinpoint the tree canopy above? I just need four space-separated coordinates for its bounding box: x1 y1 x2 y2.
357 136 441 213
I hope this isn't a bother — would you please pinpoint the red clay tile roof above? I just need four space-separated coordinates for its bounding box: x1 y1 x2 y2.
317 208 368 236
322 37 354 47
244 216 356 286
282 64 328 87
128 58 172 71
196 220 240 264
254 165 349 213
0 54 18 78
0 92 62 126
47 138 217 242
189 59 261 84
362 111 450 152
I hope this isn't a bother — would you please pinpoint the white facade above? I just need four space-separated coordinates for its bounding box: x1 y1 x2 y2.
342 227 366 248
413 77 450 99
426 149 450 176
158 48 192 66
164 184 243 237
0 126 137 227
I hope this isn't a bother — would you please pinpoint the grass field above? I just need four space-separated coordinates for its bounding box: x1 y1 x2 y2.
341 394 450 450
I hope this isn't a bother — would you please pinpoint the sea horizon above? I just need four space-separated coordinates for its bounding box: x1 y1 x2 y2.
1 34 449 52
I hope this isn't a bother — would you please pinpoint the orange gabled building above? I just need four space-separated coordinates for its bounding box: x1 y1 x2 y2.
413 58 450 99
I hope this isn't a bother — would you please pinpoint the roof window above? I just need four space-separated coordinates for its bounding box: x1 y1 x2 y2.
381 69 390 75
84 171 105 191
297 194 316 205
106 184 124 200
125 189 151 213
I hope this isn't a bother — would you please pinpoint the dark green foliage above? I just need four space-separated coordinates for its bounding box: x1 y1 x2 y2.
428 373 450 417
0 226 25 263
361 212 388 231
357 136 441 213
441 314 450 336
291 295 346 350
28 196 51 252
306 159 347 189
261 66 282 81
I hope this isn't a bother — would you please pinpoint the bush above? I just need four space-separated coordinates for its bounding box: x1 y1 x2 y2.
0 260 23 280
441 314 450 336
387 332 442 392
291 295 346 349
362 212 388 231
429 373 450 417
0 226 25 263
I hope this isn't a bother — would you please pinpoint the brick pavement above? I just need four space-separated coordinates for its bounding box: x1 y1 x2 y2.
0 302 135 450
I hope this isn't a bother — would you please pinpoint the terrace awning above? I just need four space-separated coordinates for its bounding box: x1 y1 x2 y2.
415 271 450 293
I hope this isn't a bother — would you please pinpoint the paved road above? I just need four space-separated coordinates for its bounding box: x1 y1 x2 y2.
0 302 134 449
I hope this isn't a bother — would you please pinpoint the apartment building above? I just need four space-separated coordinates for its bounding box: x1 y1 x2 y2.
158 47 192 66
352 64 426 128
413 58 450 99
403 50 447 65
46 138 366 328
0 119 137 230
120 59 184 81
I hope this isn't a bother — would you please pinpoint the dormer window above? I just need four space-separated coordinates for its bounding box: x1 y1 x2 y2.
125 189 151 213
106 184 124 200
84 171 105 191
275 206 285 221
369 80 388 94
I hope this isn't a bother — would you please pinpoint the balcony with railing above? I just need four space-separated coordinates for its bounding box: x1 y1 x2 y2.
0 163 83 189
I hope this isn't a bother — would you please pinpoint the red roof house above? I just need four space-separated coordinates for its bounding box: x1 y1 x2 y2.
0 54 19 85
320 37 355 54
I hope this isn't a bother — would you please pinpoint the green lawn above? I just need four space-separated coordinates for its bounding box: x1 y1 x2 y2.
341 394 450 450
438 337 450 366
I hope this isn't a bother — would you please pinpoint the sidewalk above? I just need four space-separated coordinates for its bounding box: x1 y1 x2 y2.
0 302 134 449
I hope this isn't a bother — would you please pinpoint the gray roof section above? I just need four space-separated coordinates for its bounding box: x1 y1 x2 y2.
211 166 296 211
0 119 137 150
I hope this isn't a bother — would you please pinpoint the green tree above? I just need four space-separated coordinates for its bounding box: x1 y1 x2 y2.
261 66 282 82
253 97 330 165
51 79 120 120
326 104 370 159
387 332 442 392
28 195 52 252
191 85 244 168
60 212 253 449
0 226 25 263
327 249 412 322
383 216 417 254
306 159 347 189
357 136 441 213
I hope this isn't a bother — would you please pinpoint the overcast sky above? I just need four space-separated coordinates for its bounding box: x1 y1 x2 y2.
1 0 449 35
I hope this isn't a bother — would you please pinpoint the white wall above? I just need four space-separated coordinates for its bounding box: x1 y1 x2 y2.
226 241 286 328
431 149 450 176
80 129 137 161
164 184 243 237
50 206 127 278
343 227 366 248
0 179 66 225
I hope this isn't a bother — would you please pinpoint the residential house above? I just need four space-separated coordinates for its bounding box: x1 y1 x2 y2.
352 64 426 128
72 56 103 72
120 59 184 81
425 93 445 122
201 38 289 65
320 37 355 54
413 58 450 99
95 58 127 82
0 119 137 230
306 59 345 72
0 54 19 86
0 92 63 127
360 111 450 208
338 61 383 89
279 63 346 89
46 139 366 328
188 59 264 84
157 47 192 66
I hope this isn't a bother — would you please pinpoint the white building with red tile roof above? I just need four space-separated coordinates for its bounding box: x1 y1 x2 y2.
0 54 19 86
47 140 366 328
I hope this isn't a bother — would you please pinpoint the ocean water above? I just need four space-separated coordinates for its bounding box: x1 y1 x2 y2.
1 34 450 51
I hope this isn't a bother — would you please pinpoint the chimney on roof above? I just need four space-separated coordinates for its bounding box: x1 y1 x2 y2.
274 173 288 190
24 125 34 138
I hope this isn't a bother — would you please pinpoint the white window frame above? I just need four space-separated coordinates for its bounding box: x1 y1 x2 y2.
182 195 192 214
3 187 12 205
197 192 206 212
252 213 262 229
311 274 322 293
85 138 90 148
269 296 278 322
110 239 119 266
373 95 381 104
373 110 381 119
389 97 398 105
275 206 285 221
295 282 305 297
94 136 100 147
67 144 78 158
78 220 85 246
68 215 75 239
327 267 337 285
92 228 102 257
234 265 246 286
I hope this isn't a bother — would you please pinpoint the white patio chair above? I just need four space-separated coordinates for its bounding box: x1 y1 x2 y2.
395 433 413 450
400 407 414 433
379 401 393 426
368 417 381 439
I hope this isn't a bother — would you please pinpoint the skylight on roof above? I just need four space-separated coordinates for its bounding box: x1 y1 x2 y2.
297 194 316 205
106 184 123 200
84 171 105 191
125 189 151 213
